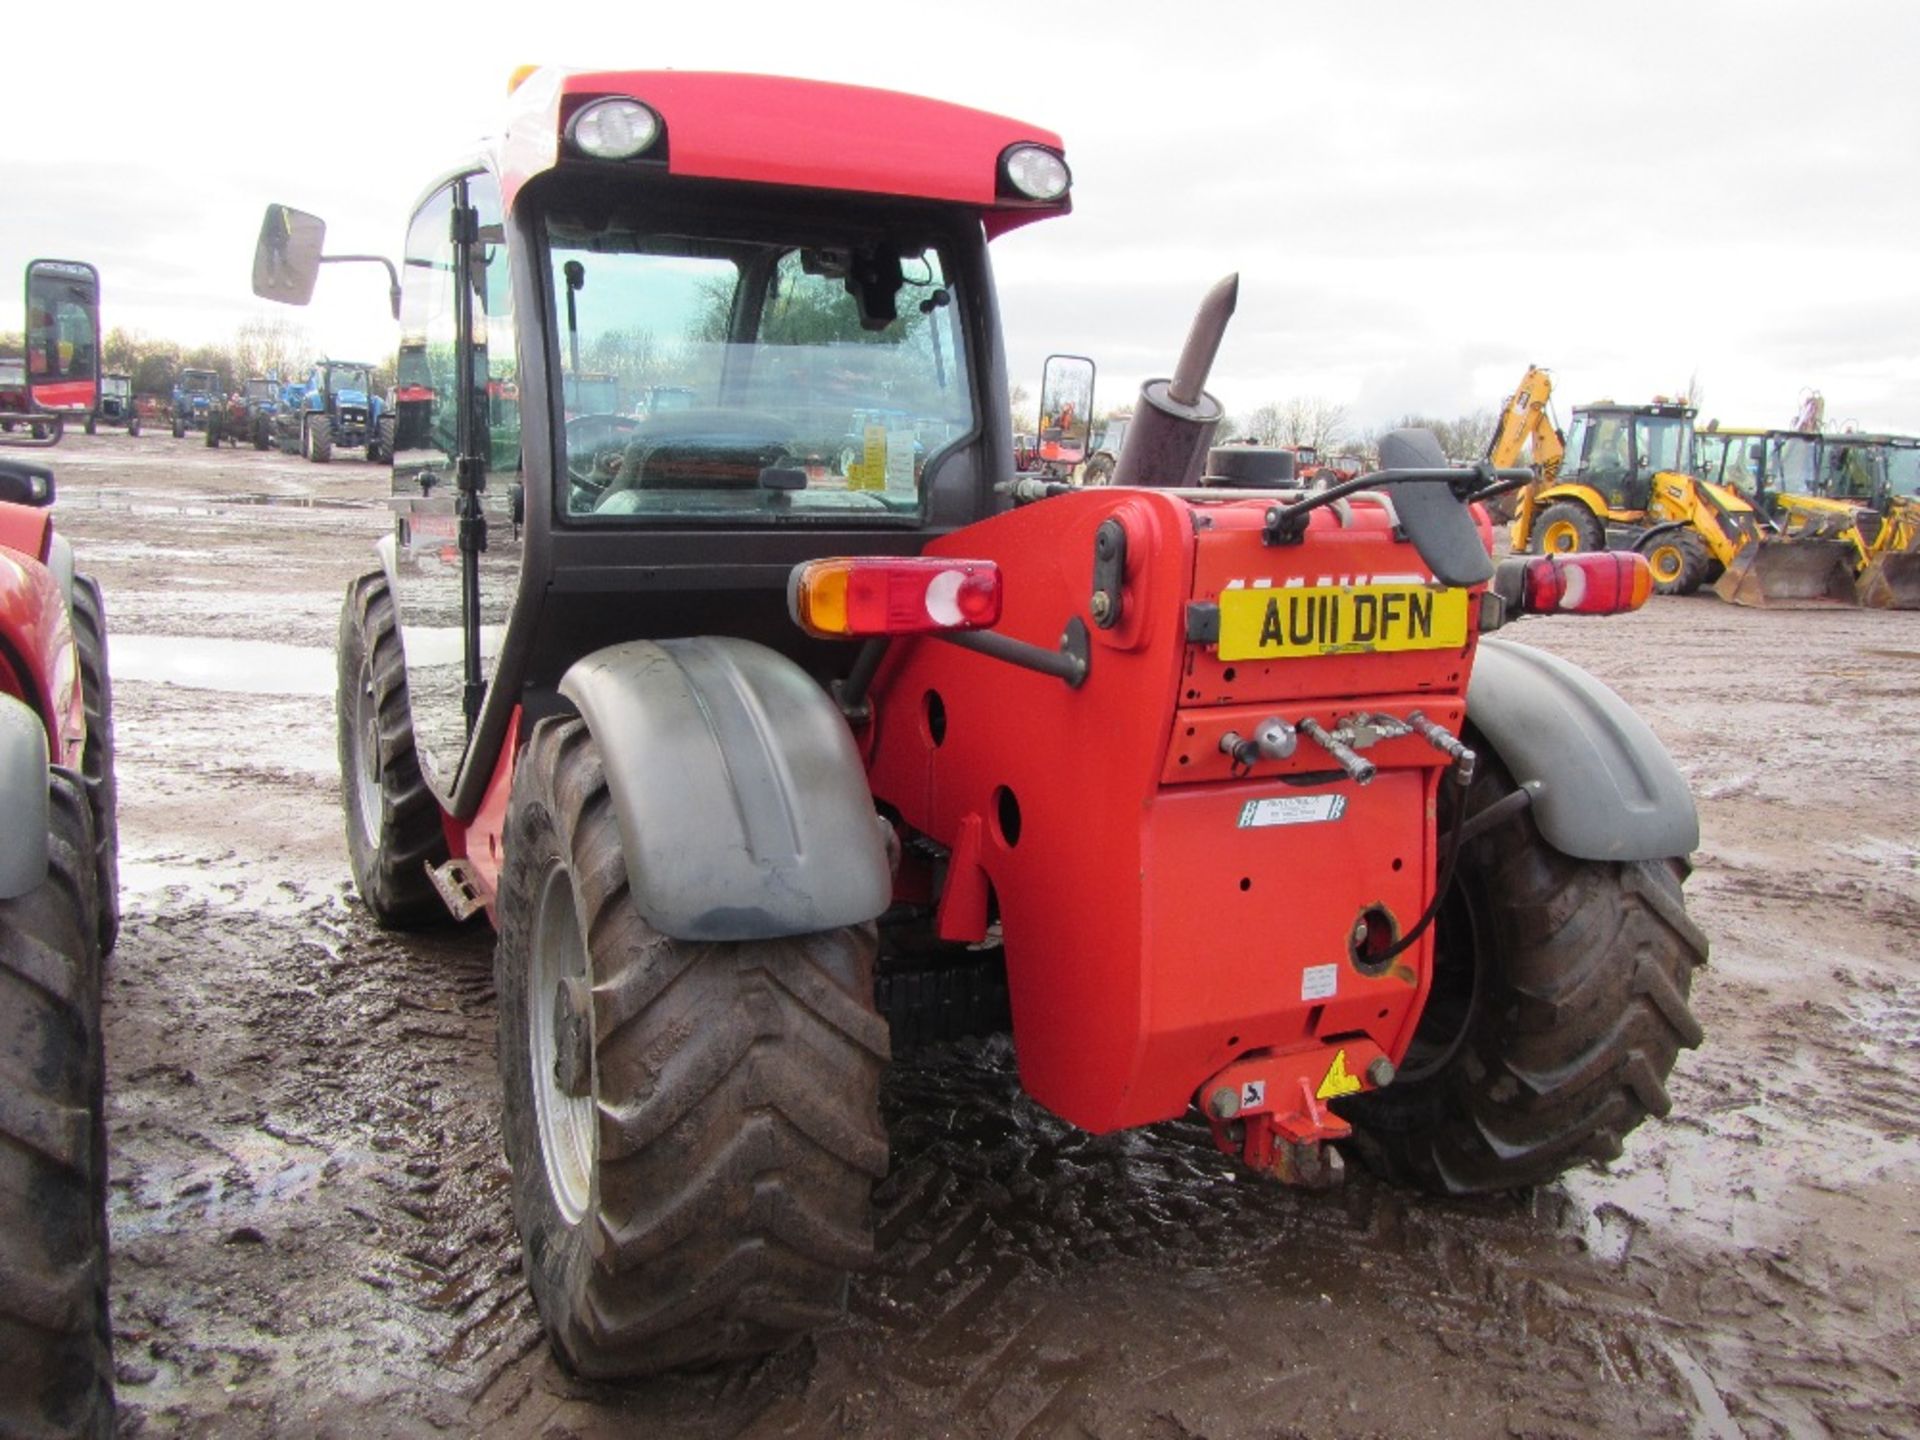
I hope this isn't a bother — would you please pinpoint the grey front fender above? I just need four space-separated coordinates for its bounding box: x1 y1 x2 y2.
559 637 890 943
1466 636 1699 862
0 693 50 900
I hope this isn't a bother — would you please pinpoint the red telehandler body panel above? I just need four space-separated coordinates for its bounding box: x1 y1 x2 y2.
861 488 1486 1133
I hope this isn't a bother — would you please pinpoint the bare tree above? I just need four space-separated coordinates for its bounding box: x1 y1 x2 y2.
1241 396 1349 450
230 314 310 385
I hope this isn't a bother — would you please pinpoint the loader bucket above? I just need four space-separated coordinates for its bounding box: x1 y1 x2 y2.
1712 538 1859 607
1856 551 1920 609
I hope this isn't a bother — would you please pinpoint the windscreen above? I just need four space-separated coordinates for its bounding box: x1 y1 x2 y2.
1768 435 1818 495
246 379 276 400
182 370 218 392
1888 444 1920 498
545 213 974 525
1821 442 1884 502
327 365 371 394
1635 415 1693 474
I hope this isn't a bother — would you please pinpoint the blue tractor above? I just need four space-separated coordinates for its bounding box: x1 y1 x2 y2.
275 358 389 463
169 367 221 437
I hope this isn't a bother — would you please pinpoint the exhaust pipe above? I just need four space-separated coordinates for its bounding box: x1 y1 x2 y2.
1111 274 1235 488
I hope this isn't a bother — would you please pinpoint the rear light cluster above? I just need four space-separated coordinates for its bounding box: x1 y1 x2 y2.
789 557 1002 638
1500 551 1654 617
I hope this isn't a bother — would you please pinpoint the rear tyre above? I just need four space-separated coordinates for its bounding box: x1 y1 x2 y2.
0 772 112 1440
496 716 890 1378
69 576 119 956
1639 529 1710 596
337 571 448 926
1533 501 1604 557
84 416 95 436
1082 453 1115 486
252 416 269 451
128 416 140 437
171 416 184 439
1337 741 1708 1194
307 414 333 463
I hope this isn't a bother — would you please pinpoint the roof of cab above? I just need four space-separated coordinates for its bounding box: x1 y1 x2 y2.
497 68 1069 236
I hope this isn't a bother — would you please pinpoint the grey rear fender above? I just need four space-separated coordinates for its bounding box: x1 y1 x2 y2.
0 693 50 900
1465 636 1699 862
558 637 890 943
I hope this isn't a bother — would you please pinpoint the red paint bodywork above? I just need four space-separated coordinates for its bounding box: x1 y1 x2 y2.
861 489 1490 1134
29 379 95 412
0 505 84 768
448 706 520 923
500 70 1067 237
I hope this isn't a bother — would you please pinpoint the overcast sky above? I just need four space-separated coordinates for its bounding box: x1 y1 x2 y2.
7 1 1917 437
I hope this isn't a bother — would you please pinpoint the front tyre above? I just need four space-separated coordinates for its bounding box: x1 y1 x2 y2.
337 571 448 926
306 414 333 463
0 772 112 1439
1638 529 1709 595
1337 741 1708 1193
69 575 119 955
496 716 890 1378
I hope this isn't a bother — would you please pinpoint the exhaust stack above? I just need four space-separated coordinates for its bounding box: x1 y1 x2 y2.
1111 274 1235 488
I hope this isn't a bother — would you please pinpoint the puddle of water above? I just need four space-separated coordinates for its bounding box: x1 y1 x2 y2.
226 493 375 510
112 635 334 696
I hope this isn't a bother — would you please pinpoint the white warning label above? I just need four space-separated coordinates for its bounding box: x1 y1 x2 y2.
1237 794 1348 829
1301 963 1339 1001
1240 1080 1266 1109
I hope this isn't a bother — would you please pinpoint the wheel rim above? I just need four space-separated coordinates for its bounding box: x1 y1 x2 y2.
1648 543 1684 585
530 858 596 1225
1541 519 1584 554
351 663 384 851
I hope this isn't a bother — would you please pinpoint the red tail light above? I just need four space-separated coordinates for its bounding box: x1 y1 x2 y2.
1519 551 1653 615
789 557 1003 638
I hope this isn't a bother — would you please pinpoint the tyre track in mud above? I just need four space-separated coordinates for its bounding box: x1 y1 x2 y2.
43 436 1920 1436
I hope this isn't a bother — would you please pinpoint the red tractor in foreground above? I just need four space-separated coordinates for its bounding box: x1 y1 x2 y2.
0 266 119 1438
255 69 1706 1380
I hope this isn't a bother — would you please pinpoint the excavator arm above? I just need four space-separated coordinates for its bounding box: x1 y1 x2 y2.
1492 366 1567 548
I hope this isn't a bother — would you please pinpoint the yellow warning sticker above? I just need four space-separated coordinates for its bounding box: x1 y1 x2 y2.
1316 1049 1363 1100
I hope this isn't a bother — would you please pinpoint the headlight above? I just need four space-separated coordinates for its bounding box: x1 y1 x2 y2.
1001 144 1070 202
567 98 662 160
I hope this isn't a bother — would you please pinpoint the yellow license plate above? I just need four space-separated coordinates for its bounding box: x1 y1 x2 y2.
1216 584 1470 660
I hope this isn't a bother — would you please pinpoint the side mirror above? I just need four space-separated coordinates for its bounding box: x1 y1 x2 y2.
1037 353 1095 466
0 457 55 506
253 204 327 306
25 260 100 415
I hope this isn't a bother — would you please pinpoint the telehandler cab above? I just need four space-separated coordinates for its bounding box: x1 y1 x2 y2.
1 266 120 1437
256 69 1707 1380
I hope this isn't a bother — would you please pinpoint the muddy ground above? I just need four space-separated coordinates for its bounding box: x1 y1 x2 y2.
37 431 1919 1438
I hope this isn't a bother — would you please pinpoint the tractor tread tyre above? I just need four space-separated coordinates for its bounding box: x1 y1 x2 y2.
69 575 118 957
368 415 397 465
83 416 95 437
128 416 140 437
337 572 448 927
1082 453 1115 487
307 415 333 463
0 771 112 1440
1337 742 1707 1195
1641 529 1710 596
1533 501 1605 557
497 716 890 1380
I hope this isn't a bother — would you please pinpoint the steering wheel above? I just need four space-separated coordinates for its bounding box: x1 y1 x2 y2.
564 413 642 504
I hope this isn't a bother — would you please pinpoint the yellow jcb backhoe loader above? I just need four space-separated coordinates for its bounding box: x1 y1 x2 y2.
1492 363 1856 604
1696 428 1920 608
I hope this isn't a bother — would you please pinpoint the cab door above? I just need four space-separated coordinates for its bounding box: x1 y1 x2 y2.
387 170 523 798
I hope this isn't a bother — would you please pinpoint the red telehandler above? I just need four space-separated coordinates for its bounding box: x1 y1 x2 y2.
254 68 1706 1380
1 261 119 1438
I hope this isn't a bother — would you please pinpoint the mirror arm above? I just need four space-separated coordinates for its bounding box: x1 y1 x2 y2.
320 253 403 319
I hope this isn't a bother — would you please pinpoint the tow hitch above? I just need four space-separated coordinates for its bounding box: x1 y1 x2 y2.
1201 1042 1394 1187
